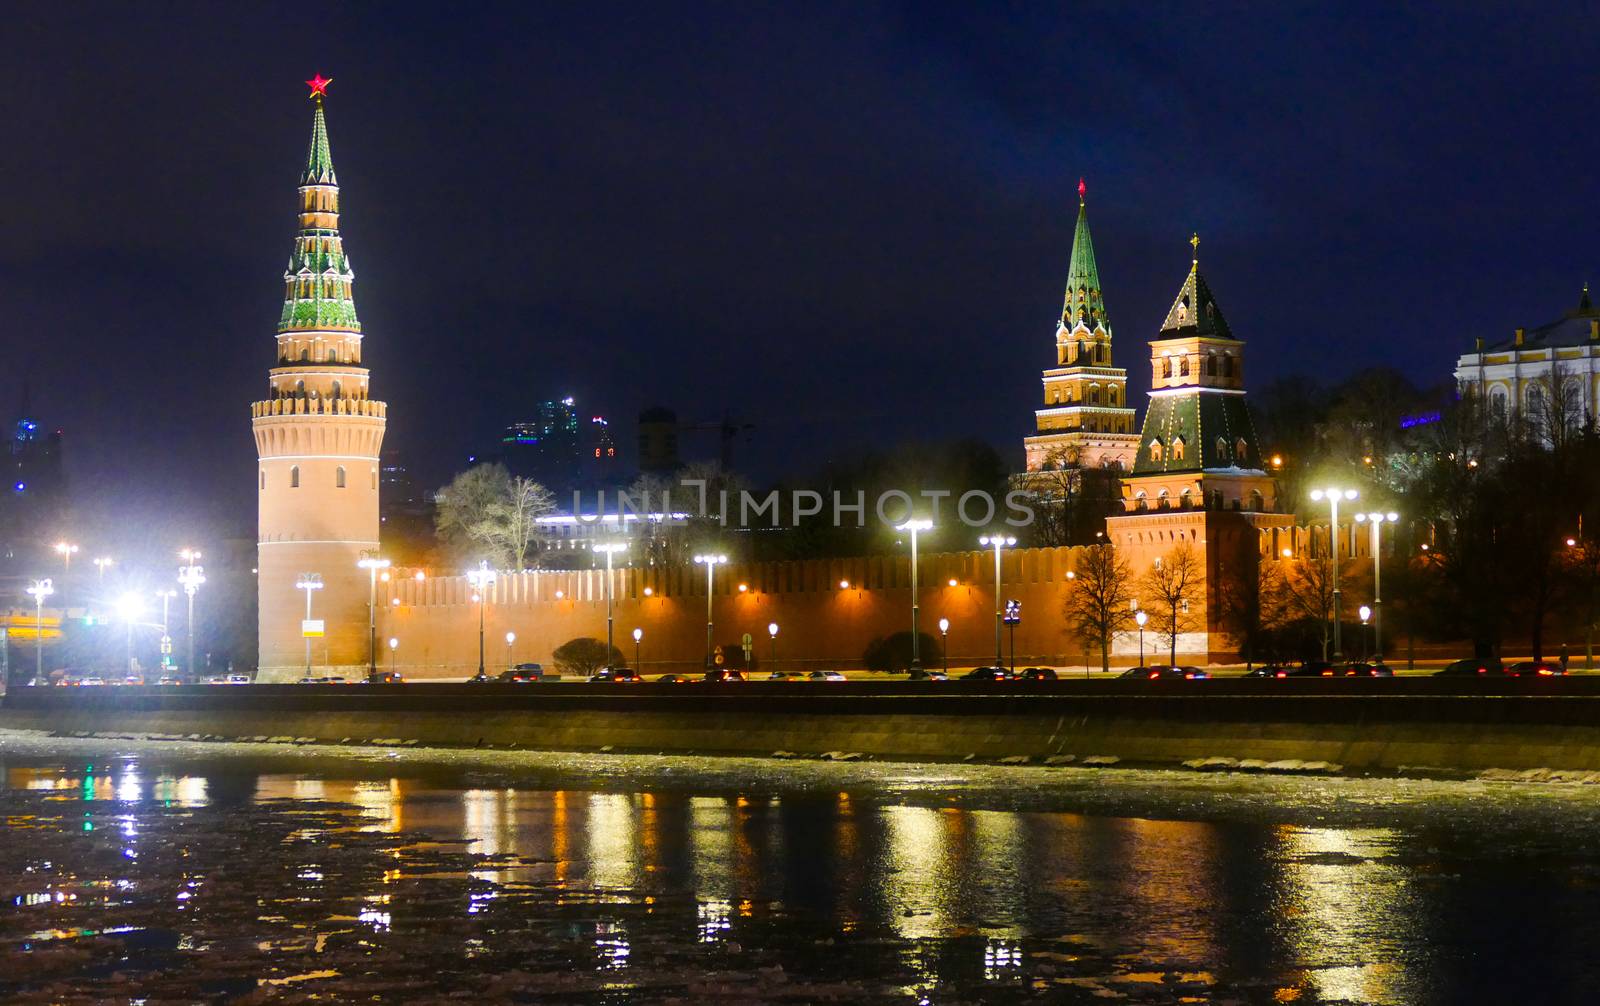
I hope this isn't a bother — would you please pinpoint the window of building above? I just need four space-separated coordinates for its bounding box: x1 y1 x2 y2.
1223 354 1235 378
1249 490 1264 511
1206 353 1217 376
1171 436 1186 460
1089 385 1100 405
1216 436 1229 461
1235 438 1249 463
1179 355 1191 377
1162 355 1174 379
1149 439 1164 462
1157 488 1171 509
336 465 346 488
290 465 300 488
259 469 265 491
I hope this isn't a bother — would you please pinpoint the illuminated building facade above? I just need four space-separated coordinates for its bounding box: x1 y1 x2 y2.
1454 284 1600 433
251 77 387 679
0 397 66 563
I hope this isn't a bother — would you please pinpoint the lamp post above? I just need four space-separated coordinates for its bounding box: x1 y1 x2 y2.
978 534 1016 669
897 519 933 671
154 588 176 674
26 578 53 683
693 554 728 668
1358 605 1372 661
1353 510 1399 661
54 541 78 578
937 617 949 676
388 636 398 674
1135 609 1148 669
594 542 627 669
116 592 144 676
93 556 114 582
767 621 779 672
295 573 323 675
632 627 643 672
466 561 496 681
505 630 516 670
356 553 391 680
1308 488 1357 659
177 551 205 680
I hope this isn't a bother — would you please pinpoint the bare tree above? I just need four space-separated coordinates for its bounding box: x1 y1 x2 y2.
1062 543 1136 672
435 464 555 570
1141 541 1204 665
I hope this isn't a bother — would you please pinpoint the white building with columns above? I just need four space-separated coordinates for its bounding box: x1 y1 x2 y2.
1454 285 1600 425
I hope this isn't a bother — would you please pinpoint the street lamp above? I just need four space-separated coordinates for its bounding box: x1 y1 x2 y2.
632 626 643 672
388 636 399 674
115 592 144 676
937 616 949 675
356 553 391 680
295 573 324 675
26 578 53 683
897 519 933 671
505 630 516 669
466 561 496 681
594 542 627 669
1308 488 1358 659
767 621 779 672
1135 609 1148 669
1353 510 1399 661
93 556 114 582
54 541 78 577
978 534 1017 669
177 552 205 680
1358 604 1373 661
693 554 728 668
154 588 177 674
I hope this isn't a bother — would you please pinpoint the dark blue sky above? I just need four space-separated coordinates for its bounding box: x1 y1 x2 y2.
5 3 1598 533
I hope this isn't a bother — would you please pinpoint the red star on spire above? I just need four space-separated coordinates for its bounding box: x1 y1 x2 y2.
305 74 332 99
1078 177 1087 204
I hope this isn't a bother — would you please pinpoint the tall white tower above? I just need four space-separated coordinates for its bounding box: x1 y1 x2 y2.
252 76 387 680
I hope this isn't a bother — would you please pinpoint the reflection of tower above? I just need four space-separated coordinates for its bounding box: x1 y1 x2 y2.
1106 237 1290 661
1023 180 1139 472
252 76 386 679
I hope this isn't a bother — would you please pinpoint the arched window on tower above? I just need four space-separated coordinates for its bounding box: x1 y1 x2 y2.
1216 436 1229 461
1171 436 1186 461
1162 356 1174 379
1235 438 1249 463
331 381 342 399
1078 339 1087 363
299 347 310 362
1205 353 1217 376
1157 489 1171 510
1179 355 1191 377
336 465 346 488
1149 439 1164 462
1223 354 1235 378
1089 385 1101 405
1134 490 1148 512
290 465 300 489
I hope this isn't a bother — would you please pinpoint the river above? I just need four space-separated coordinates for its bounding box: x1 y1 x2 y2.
2 731 1597 1003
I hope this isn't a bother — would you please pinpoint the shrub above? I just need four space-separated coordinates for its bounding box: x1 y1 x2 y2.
862 631 943 673
552 637 626 676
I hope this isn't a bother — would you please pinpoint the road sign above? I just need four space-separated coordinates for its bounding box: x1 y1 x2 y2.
713 644 725 666
1003 599 1022 625
742 632 754 659
301 619 325 638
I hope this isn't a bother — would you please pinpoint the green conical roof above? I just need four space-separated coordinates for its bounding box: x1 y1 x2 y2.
1060 180 1108 335
1159 244 1234 340
301 98 338 186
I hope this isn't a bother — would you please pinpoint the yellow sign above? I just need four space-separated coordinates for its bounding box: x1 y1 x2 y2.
302 619 325 638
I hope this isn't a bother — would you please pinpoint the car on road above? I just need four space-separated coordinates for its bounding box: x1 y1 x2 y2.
1243 664 1292 678
77 676 106 686
589 668 642 683
1337 661 1394 677
155 675 185 685
1436 658 1507 677
808 670 847 682
907 668 948 681
1120 665 1209 680
490 663 553 683
1507 660 1565 677
1019 667 1058 681
962 667 1012 681
362 672 405 684
703 669 748 682
767 671 802 680
296 675 347 684
657 674 694 684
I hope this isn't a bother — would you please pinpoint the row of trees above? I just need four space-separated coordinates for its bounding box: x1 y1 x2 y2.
1062 541 1204 670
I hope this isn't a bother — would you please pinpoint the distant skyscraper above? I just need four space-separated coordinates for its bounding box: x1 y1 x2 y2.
637 405 680 476
0 391 66 561
499 396 583 491
585 414 623 486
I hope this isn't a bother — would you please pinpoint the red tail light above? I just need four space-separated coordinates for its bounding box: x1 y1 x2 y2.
1148 671 1159 679
1275 671 1286 678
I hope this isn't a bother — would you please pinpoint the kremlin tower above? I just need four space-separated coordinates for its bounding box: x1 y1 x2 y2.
1023 180 1139 472
251 76 387 680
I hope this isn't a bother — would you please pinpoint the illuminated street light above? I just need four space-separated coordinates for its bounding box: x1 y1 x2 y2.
357 553 391 681
633 626 643 672
116 592 145 676
594 542 628 670
388 636 399 674
1135 609 1148 669
93 556 114 582
1353 510 1400 661
978 534 1017 669
1308 488 1357 659
466 561 497 681
154 588 177 674
937 616 949 676
295 573 324 675
54 541 79 576
177 552 205 680
26 578 54 683
897 519 934 671
767 621 779 672
505 630 516 669
693 554 728 669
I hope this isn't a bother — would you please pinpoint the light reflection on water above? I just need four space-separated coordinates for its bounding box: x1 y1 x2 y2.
10 756 1600 1002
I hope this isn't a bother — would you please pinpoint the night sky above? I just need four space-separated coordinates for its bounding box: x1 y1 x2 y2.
7 4 1599 536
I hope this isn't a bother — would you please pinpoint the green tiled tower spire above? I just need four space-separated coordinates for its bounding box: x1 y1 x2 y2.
1060 178 1107 334
279 92 360 335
